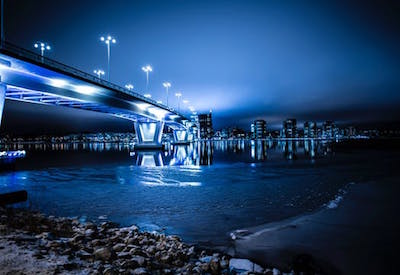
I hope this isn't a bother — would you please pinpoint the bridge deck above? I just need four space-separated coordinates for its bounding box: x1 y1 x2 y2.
0 41 187 129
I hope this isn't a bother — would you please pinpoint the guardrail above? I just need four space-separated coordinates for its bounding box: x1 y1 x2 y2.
0 40 183 117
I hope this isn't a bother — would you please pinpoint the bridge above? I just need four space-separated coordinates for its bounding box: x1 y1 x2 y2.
0 41 190 149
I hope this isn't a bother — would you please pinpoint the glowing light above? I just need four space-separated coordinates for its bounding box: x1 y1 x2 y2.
93 69 105 79
75 85 97 95
148 107 168 120
175 92 182 97
135 103 151 110
142 65 153 72
162 82 171 88
49 79 68 88
182 99 189 104
144 94 152 98
33 41 51 57
156 100 163 104
125 84 134 90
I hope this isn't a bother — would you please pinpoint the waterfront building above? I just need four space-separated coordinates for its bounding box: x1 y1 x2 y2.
198 112 213 139
322 120 336 139
304 121 317 138
251 119 267 139
282 118 297 138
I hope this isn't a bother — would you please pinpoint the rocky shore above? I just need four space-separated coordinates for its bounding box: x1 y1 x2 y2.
0 207 286 275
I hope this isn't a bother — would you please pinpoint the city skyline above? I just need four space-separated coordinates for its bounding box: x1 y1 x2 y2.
1 0 400 134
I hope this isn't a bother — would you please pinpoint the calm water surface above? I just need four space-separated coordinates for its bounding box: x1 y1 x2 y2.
0 140 398 245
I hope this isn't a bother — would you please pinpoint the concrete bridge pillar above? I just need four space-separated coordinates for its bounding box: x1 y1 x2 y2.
134 120 164 150
173 129 189 144
0 79 5 127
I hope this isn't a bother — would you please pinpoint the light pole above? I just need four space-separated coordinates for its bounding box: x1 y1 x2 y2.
100 35 116 81
142 65 152 92
93 69 105 79
175 92 182 112
162 82 171 106
34 42 51 57
125 84 134 91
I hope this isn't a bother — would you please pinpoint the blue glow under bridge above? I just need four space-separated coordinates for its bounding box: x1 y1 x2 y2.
0 41 190 148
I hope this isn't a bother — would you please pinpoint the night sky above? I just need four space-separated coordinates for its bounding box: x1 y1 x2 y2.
2 0 400 134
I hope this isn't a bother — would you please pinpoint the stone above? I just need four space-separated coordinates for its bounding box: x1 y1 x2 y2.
94 247 115 261
229 258 263 273
132 267 148 274
103 267 118 275
113 243 125 252
209 258 220 274
131 255 146 266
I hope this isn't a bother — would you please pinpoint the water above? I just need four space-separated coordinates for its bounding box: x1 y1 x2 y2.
0 139 398 246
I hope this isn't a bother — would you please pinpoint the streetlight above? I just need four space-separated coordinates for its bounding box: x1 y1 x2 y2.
144 94 152 98
34 42 51 57
162 82 171 106
100 35 116 81
189 106 196 112
175 92 182 112
182 99 189 105
125 84 134 91
142 65 153 91
93 69 105 79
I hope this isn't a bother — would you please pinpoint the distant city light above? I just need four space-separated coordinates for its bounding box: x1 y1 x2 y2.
100 35 117 81
182 99 189 104
33 41 51 57
156 100 163 104
144 93 152 98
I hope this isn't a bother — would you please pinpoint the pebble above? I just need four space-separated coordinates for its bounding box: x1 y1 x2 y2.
0 206 282 274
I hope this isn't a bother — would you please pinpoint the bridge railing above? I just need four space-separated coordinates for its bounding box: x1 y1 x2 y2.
0 41 182 117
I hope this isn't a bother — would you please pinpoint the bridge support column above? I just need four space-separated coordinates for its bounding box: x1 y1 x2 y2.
0 80 5 127
134 121 164 150
173 129 189 145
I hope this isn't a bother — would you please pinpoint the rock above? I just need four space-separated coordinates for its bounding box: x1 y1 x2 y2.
103 267 118 275
132 267 148 274
94 247 115 261
209 258 220 274
117 251 131 259
131 255 146 266
113 243 125 252
272 268 281 275
63 262 79 271
78 250 93 260
229 258 263 273
200 256 213 263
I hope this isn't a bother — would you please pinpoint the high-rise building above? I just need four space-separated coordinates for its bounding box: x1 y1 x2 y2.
282 118 297 138
322 120 336 139
198 112 213 139
251 119 267 139
304 121 317 138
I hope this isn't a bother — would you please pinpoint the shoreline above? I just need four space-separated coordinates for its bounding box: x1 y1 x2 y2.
0 206 283 274
232 179 400 275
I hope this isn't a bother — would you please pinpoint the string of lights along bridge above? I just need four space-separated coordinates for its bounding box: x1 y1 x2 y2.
31 36 196 116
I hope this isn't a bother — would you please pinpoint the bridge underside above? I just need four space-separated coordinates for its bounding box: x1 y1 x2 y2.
5 85 140 122
0 43 191 149
0 47 187 130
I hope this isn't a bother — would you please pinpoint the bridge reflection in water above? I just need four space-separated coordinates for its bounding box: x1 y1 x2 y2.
1 140 335 168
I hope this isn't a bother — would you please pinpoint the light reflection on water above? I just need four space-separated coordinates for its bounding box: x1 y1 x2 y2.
0 140 349 244
1 139 334 166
